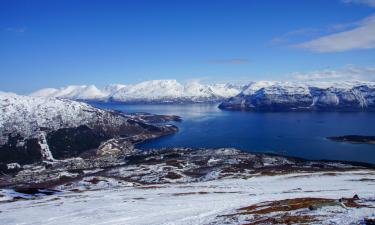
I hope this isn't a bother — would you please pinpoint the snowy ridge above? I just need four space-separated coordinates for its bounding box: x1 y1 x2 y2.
0 92 177 146
30 85 107 100
30 80 243 103
30 80 375 108
0 92 122 143
220 80 375 111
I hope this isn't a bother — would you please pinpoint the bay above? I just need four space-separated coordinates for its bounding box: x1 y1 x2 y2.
93 103 375 164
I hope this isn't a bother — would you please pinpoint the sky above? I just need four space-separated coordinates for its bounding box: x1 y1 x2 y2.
1 0 375 93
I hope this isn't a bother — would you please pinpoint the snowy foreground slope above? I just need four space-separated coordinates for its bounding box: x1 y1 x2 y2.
0 92 177 167
0 147 375 225
30 80 242 103
220 81 375 111
2 171 375 225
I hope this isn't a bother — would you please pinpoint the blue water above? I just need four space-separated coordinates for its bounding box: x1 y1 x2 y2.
93 103 375 164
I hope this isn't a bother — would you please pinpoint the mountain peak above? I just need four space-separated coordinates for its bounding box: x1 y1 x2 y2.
29 80 243 103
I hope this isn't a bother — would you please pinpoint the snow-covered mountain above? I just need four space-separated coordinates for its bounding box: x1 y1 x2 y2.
0 92 132 142
28 80 375 110
30 85 108 101
219 81 375 111
30 80 243 103
0 92 177 166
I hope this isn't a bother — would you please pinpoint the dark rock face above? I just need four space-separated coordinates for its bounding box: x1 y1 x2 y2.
47 125 108 159
0 135 42 165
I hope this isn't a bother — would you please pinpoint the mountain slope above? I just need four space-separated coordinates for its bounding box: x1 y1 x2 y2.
0 92 177 167
219 81 375 111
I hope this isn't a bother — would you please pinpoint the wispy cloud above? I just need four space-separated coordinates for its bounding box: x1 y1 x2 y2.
328 20 359 32
208 58 249 65
290 65 375 81
271 23 359 47
295 14 375 52
4 27 26 33
270 28 320 45
342 0 375 7
293 1 375 52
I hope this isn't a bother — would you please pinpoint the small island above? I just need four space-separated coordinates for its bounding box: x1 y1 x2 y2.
327 135 375 144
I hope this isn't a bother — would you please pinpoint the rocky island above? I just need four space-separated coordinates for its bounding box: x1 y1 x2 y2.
328 135 375 144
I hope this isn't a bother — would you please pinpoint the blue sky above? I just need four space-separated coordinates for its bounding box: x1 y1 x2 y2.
1 0 375 93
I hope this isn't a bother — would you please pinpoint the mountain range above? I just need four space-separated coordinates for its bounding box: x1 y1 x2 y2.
219 81 375 111
30 79 375 111
30 80 242 103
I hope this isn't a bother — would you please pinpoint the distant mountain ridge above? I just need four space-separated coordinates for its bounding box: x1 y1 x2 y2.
30 80 243 103
30 80 375 111
219 81 375 111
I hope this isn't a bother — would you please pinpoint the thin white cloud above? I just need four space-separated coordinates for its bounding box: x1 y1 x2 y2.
328 20 358 32
295 15 375 52
4 27 26 33
291 65 375 81
208 58 249 65
342 0 375 7
270 28 320 45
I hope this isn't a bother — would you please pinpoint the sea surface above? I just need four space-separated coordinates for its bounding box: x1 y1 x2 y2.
93 103 375 164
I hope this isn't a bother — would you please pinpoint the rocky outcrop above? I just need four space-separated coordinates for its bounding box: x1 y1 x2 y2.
96 138 135 157
1 146 372 188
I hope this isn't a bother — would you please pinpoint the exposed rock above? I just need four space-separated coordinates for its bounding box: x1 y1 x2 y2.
6 163 20 170
1 146 371 189
123 112 182 123
96 138 135 156
365 217 375 225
